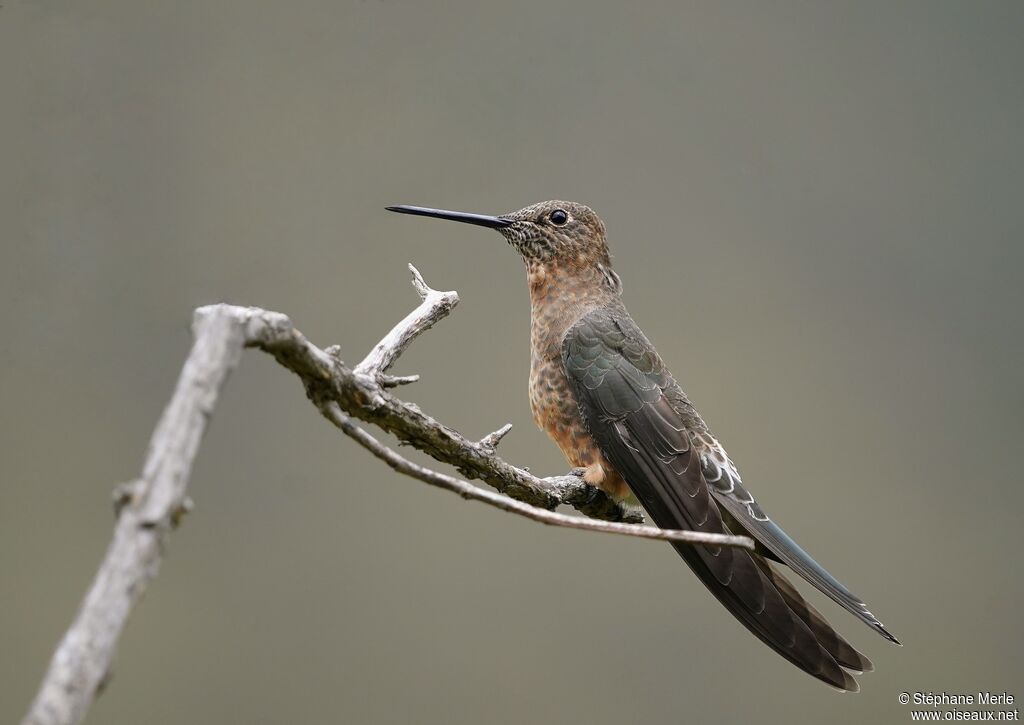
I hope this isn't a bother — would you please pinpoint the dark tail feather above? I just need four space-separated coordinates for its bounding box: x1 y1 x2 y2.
714 494 900 646
669 540 860 692
753 556 873 674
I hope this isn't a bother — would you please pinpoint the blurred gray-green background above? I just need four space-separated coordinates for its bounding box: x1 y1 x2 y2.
2 2 1022 723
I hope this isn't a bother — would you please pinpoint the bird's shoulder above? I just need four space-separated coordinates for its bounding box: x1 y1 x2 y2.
561 306 753 504
560 305 707 431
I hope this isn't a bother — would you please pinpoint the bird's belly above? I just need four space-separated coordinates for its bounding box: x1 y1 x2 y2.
529 359 631 501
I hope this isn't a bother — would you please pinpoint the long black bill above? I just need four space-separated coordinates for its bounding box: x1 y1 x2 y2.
386 205 512 229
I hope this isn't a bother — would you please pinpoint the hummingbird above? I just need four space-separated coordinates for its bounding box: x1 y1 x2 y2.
387 200 899 691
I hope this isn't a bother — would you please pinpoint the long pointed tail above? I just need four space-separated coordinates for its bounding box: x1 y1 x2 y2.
668 537 864 691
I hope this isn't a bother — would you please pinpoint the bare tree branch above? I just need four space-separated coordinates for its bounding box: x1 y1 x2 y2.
22 306 253 725
22 266 753 725
478 423 514 452
252 266 641 523
354 264 459 378
322 401 752 546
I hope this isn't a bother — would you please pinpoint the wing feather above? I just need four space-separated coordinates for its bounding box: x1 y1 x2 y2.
562 310 866 691
696 434 900 645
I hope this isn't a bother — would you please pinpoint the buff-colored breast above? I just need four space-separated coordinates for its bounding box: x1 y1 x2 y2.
524 259 632 501
528 335 631 501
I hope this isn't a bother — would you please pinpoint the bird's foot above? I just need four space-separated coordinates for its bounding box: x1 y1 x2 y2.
566 469 604 505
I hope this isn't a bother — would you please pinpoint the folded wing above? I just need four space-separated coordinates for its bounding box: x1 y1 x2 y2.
562 309 875 690
696 434 899 644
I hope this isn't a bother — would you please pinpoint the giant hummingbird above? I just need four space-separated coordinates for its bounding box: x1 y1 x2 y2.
387 200 899 691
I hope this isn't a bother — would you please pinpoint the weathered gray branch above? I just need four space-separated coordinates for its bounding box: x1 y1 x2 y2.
322 401 749 545
21 307 254 725
22 265 753 725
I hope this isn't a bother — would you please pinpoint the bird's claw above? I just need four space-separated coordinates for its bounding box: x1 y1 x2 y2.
567 469 602 505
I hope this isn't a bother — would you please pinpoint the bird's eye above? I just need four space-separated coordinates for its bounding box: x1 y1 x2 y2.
549 209 568 226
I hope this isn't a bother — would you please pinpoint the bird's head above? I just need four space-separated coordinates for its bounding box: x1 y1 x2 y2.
387 200 619 291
